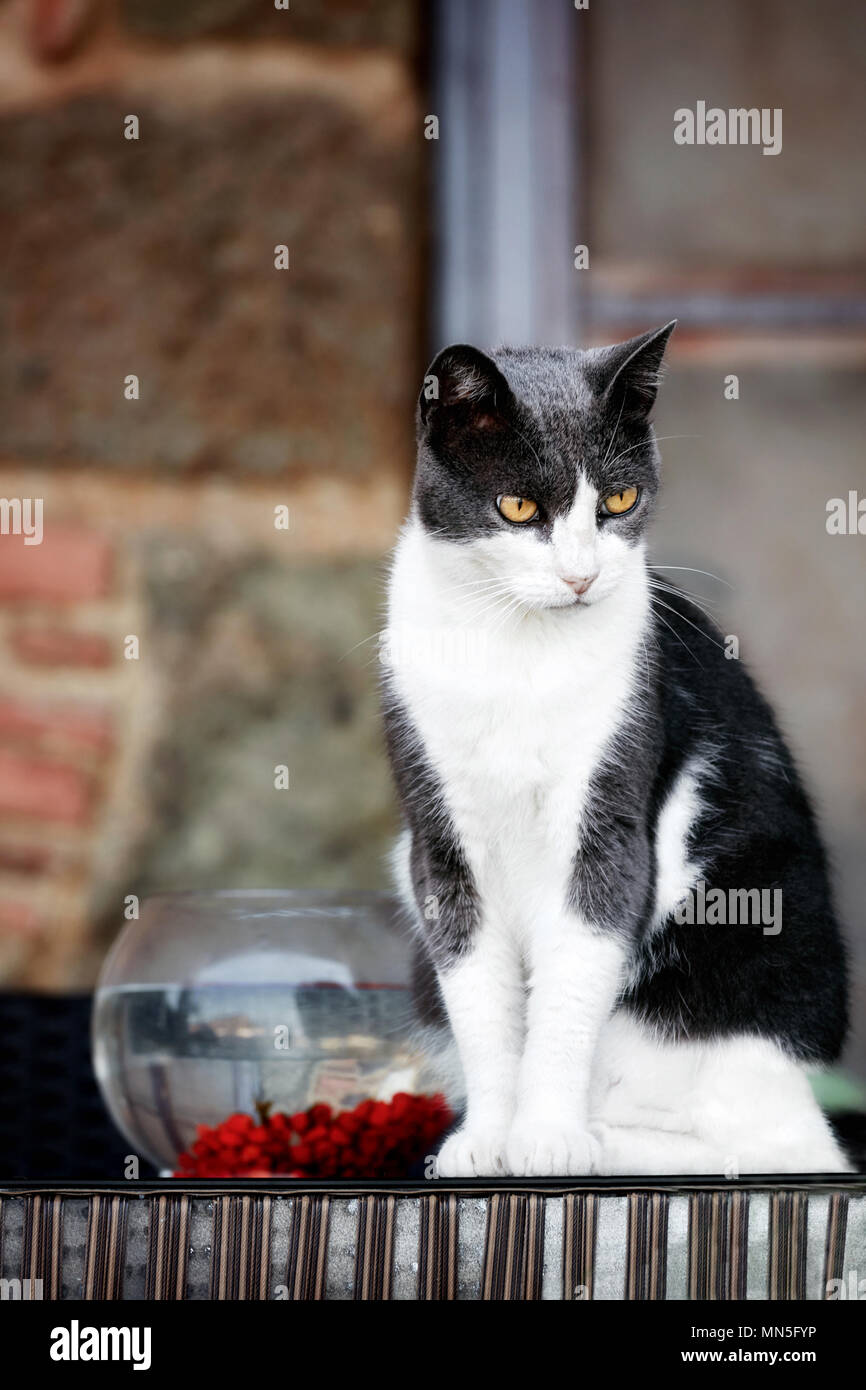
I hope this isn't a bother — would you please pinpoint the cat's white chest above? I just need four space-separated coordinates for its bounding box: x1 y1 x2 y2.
449 688 594 908
386 537 645 926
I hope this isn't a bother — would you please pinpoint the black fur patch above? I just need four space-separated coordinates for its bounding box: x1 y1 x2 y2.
620 585 848 1064
381 682 479 967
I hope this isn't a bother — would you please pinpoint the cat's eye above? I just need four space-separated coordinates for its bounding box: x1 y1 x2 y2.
497 495 538 524
602 486 639 516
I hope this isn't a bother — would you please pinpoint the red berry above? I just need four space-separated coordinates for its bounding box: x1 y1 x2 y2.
174 1094 453 1180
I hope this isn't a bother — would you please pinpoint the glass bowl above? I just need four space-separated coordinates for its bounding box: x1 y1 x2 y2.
92 890 446 1172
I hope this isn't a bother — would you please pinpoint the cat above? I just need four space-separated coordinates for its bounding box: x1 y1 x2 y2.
381 322 850 1176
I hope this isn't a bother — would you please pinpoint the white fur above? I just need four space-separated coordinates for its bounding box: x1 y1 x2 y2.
589 1013 848 1175
386 505 847 1176
652 759 707 926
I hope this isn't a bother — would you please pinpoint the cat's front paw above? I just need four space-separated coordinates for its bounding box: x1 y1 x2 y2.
506 1121 600 1177
436 1127 509 1178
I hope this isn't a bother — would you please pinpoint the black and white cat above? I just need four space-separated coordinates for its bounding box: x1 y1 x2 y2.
382 323 849 1177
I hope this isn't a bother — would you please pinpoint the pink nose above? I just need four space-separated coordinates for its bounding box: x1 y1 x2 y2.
561 572 598 596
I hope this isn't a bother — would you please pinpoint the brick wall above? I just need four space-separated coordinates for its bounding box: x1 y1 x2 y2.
0 0 424 987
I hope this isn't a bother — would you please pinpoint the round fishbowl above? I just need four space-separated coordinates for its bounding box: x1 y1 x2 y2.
92 890 447 1172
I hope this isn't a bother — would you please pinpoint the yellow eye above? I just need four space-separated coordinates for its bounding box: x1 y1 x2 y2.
602 486 639 516
497 495 538 524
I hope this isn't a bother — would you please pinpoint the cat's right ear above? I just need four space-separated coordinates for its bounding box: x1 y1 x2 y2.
418 345 513 433
586 321 677 420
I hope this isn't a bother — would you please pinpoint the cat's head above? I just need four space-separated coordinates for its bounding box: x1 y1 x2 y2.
413 322 675 612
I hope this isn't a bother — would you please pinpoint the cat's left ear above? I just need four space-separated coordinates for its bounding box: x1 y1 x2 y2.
587 320 677 418
418 344 514 432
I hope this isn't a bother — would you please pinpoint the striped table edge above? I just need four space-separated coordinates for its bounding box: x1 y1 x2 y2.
0 1186 864 1301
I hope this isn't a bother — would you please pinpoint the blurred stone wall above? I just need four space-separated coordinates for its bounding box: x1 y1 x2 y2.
0 0 423 987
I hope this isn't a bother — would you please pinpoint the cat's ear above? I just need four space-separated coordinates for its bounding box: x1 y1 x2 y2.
587 320 677 419
418 345 514 433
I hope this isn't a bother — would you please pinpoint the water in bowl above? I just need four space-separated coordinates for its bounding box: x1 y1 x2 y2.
93 980 429 1171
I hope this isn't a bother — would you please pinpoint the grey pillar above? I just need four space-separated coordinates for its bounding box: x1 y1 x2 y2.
431 0 583 352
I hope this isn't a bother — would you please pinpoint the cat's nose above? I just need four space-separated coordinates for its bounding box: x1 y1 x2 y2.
560 572 598 596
